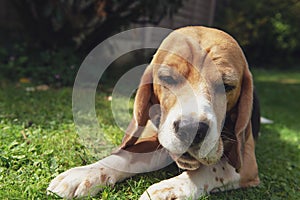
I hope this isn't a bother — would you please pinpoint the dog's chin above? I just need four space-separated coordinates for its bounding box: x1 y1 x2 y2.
174 152 202 170
193 138 223 166
172 139 224 170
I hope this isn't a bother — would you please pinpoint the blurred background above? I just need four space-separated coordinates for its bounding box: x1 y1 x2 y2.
1 2 299 199
0 0 299 86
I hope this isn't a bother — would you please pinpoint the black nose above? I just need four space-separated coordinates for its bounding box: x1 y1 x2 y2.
193 122 209 144
173 120 209 144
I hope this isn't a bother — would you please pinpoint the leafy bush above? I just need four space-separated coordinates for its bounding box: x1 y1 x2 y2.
1 0 183 86
215 0 300 68
0 43 80 86
11 0 182 51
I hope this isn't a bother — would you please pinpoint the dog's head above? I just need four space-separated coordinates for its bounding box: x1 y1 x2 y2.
121 27 254 171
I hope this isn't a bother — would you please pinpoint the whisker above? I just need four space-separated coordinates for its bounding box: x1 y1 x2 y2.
221 135 237 143
221 129 234 135
222 153 230 163
221 129 237 143
156 144 162 151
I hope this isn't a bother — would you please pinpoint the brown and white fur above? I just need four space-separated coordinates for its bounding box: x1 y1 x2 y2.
47 26 260 199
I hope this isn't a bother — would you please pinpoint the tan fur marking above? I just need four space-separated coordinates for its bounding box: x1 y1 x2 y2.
152 187 175 195
220 178 224 184
100 174 107 183
84 180 91 189
204 184 209 192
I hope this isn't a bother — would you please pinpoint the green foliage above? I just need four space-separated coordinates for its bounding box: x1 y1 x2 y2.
11 0 183 51
215 0 300 67
0 43 80 86
1 0 183 86
0 69 299 199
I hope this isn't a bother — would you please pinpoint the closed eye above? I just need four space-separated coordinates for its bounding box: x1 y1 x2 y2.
215 83 236 93
159 75 178 85
224 83 236 92
221 73 238 93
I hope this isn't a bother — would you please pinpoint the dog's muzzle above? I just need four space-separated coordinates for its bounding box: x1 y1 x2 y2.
169 120 211 170
172 152 202 170
173 120 209 145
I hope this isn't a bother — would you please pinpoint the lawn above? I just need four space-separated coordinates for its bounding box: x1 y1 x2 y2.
0 69 299 199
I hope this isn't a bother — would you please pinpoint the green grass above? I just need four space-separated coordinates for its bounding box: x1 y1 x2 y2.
0 69 299 199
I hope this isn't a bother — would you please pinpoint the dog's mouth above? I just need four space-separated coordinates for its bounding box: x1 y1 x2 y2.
170 152 202 171
169 138 223 170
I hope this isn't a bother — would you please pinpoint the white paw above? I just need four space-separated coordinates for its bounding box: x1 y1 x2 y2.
139 175 201 200
47 164 116 199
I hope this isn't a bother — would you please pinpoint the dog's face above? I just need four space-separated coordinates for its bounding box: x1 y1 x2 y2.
150 31 244 170
121 28 253 172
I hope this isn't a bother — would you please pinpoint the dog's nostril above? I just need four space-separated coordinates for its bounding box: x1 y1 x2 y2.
193 122 209 144
173 120 180 133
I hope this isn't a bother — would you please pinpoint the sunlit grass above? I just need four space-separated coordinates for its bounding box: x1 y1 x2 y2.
0 68 299 199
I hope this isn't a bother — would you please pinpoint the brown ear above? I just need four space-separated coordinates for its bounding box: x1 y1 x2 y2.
225 66 254 170
234 67 254 170
120 65 159 150
235 66 254 166
224 66 259 186
236 67 260 186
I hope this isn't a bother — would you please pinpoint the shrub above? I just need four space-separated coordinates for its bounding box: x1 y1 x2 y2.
215 0 300 68
1 0 183 86
0 43 80 86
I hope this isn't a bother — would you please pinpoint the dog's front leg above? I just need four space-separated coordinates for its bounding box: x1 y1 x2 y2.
47 155 134 199
140 158 240 200
47 148 171 199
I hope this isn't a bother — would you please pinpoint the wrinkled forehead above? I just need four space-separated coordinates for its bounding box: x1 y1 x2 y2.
152 50 200 82
151 31 243 85
151 52 229 87
154 31 204 69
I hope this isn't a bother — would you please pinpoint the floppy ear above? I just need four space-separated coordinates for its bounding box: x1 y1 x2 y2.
235 66 254 168
224 66 254 170
119 65 159 151
225 66 260 186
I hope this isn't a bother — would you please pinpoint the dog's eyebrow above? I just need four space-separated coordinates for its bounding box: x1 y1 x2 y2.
221 73 239 84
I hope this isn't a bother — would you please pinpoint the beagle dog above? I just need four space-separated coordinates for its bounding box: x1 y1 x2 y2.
48 26 260 199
